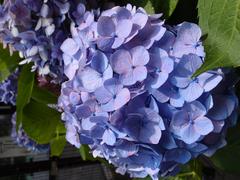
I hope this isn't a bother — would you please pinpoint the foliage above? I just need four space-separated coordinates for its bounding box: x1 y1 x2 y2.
195 0 240 75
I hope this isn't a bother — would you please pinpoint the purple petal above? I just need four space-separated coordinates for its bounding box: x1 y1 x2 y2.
78 68 103 92
61 38 79 56
121 71 135 86
91 51 109 73
114 88 131 109
111 37 125 49
94 87 112 104
97 16 115 37
139 122 162 144
130 46 149 66
150 72 168 89
104 78 123 95
133 66 148 82
132 13 148 28
110 49 132 74
116 19 133 38
102 129 116 146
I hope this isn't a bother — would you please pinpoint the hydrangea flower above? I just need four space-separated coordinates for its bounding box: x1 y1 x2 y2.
11 112 49 153
0 69 18 105
57 3 239 179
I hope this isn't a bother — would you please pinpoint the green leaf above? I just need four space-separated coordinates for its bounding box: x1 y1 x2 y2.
210 123 240 173
79 145 96 161
50 135 66 157
0 45 19 82
144 1 155 14
32 84 58 104
195 0 240 75
22 100 61 144
150 0 178 18
16 64 35 128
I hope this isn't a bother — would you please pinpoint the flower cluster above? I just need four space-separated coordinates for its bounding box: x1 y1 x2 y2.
11 112 49 153
0 0 75 82
58 4 239 180
0 69 18 105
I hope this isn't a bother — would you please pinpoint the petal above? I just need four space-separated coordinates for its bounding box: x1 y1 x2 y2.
97 37 114 50
111 37 125 49
78 68 103 92
60 38 79 56
114 88 131 109
171 76 191 88
121 71 136 85
102 129 116 146
97 16 115 37
130 46 149 66
133 66 148 82
75 105 92 119
208 95 236 120
151 89 169 103
179 82 204 102
150 72 168 89
104 78 123 95
194 117 213 135
181 125 201 144
94 86 112 104
165 149 191 164
198 72 223 92
110 49 132 74
139 122 162 144
184 101 206 120
69 92 81 105
132 12 148 28
103 65 113 80
116 19 133 38
171 110 189 130
91 51 109 73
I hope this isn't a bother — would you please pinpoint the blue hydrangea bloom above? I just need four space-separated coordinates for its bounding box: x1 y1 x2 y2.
0 69 18 105
51 4 239 180
11 112 49 153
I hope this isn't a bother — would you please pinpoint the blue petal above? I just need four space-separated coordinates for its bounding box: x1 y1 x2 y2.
194 117 213 135
97 16 115 37
164 149 191 164
179 82 204 102
102 129 116 146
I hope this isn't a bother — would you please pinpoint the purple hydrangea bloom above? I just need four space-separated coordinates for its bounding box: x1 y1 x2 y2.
11 112 49 153
0 69 18 105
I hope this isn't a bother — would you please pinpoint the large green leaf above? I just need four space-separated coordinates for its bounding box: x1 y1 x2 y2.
22 100 61 144
16 64 35 128
196 0 240 75
32 84 58 105
0 45 19 82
